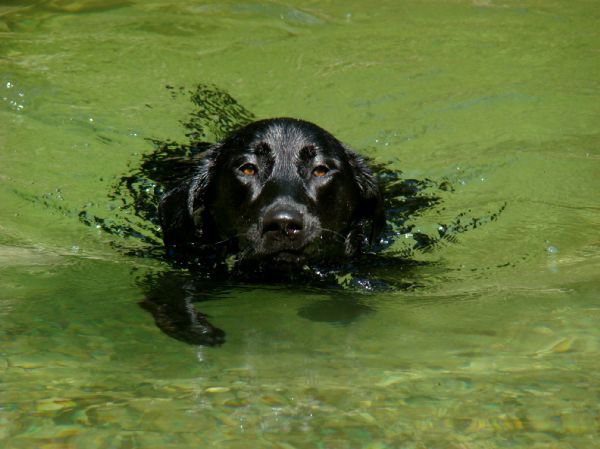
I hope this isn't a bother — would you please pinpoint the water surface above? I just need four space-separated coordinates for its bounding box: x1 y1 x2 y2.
1 1 599 448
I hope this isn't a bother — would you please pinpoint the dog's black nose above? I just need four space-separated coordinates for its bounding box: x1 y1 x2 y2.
262 209 304 237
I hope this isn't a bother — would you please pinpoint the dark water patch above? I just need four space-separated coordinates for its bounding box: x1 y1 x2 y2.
373 162 506 257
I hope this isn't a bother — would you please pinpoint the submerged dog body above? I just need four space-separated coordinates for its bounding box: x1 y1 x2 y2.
159 118 385 270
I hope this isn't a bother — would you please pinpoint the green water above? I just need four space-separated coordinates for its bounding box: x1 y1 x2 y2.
1 1 599 448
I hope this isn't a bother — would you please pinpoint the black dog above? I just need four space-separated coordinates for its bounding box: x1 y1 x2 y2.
158 118 385 271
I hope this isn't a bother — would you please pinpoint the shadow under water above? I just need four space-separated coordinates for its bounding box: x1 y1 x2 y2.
77 84 506 345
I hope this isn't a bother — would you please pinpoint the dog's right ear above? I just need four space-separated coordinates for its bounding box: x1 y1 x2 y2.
343 147 386 245
158 144 222 250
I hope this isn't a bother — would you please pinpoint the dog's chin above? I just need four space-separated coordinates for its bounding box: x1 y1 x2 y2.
245 248 305 269
239 235 348 272
253 247 342 270
232 250 306 278
268 250 307 266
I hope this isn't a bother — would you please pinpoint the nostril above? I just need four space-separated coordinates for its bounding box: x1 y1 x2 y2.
262 209 304 237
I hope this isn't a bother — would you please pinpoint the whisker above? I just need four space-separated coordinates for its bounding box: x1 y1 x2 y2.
319 227 347 241
210 231 249 247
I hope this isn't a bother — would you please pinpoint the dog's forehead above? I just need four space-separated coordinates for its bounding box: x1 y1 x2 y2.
254 121 340 157
262 123 305 148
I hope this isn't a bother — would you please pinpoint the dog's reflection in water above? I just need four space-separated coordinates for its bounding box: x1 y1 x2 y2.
139 270 376 346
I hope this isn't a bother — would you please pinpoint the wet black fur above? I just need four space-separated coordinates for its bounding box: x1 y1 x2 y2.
158 118 385 271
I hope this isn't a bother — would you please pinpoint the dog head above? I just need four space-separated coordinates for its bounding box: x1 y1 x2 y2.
159 118 384 268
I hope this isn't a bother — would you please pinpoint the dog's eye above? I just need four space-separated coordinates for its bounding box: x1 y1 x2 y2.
312 165 329 177
239 163 258 176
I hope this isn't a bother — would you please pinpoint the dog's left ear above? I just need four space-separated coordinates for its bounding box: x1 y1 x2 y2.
344 146 386 244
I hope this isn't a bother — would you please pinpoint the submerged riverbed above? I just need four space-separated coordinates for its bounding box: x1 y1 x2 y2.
1 1 599 448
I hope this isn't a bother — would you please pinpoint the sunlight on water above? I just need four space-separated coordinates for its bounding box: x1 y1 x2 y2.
1 1 599 448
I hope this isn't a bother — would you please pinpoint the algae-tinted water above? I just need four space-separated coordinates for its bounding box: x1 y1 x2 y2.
1 1 599 448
